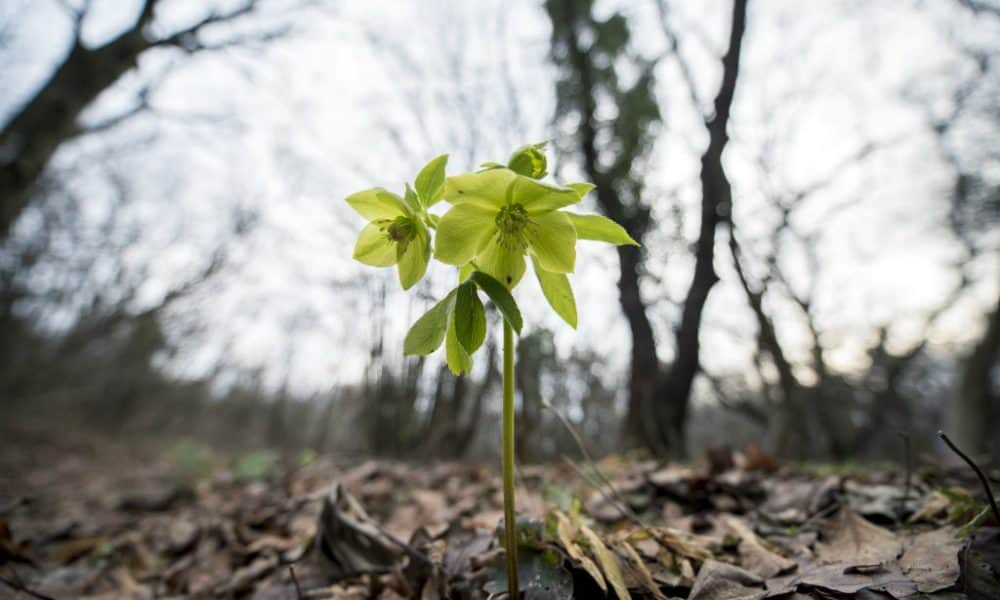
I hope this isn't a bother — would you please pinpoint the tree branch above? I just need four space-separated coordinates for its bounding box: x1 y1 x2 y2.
655 0 706 120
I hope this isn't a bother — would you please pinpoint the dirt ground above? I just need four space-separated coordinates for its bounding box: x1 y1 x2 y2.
1 426 998 599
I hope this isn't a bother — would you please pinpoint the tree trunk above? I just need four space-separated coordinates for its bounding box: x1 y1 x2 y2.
954 297 1000 459
617 243 663 452
1 0 261 238
571 55 662 451
657 0 749 454
0 10 156 237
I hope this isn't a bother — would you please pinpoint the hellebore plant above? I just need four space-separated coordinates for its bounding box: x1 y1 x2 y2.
345 143 636 595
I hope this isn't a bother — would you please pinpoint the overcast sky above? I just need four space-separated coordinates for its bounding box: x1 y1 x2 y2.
2 0 997 395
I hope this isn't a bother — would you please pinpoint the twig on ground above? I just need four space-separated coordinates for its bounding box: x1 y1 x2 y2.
898 431 912 523
561 456 646 527
289 565 303 599
544 400 641 519
0 572 54 600
938 430 1000 524
543 398 652 529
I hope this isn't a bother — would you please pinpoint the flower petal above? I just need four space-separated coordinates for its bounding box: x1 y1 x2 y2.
566 182 596 199
514 176 581 213
531 255 577 329
346 188 409 220
442 169 515 209
527 210 576 273
352 222 397 267
434 203 496 266
397 227 430 290
477 233 527 289
565 212 639 245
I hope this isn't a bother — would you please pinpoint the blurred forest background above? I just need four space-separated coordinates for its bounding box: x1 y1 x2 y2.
1 0 997 464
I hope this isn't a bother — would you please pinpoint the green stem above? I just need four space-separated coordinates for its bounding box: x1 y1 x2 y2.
502 320 519 596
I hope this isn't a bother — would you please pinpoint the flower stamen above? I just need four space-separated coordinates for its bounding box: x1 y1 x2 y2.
495 204 535 252
378 216 417 256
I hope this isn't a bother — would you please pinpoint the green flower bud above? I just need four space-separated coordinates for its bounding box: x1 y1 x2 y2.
507 142 548 179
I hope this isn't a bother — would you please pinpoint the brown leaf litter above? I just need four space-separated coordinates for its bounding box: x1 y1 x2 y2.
1 435 998 599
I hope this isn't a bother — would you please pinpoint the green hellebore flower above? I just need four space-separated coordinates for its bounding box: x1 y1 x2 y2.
346 187 430 290
434 168 580 288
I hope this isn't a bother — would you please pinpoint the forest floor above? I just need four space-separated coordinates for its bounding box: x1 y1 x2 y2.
1 426 998 599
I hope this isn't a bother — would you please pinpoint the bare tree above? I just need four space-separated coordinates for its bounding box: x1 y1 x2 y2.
660 0 750 454
544 0 749 456
0 0 291 238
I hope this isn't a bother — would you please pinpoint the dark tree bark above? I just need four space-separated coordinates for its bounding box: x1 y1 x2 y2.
558 5 659 449
617 243 663 452
546 0 748 455
0 1 260 238
568 50 659 449
955 297 1000 458
727 225 805 454
546 0 665 452
657 0 749 453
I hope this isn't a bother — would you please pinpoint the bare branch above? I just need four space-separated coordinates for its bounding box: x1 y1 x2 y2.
703 371 770 426
55 0 91 36
654 0 705 120
150 1 290 53
955 0 1000 18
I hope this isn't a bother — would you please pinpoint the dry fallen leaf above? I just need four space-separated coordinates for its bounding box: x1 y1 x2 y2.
719 515 796 578
553 510 607 594
580 522 631 600
815 507 901 568
619 540 668 600
314 485 403 581
898 526 963 593
907 489 952 524
689 560 766 600
767 560 918 597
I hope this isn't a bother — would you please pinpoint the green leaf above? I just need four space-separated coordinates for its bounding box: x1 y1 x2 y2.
352 222 397 267
566 182 596 199
235 450 280 482
454 282 486 353
346 188 409 220
403 290 456 356
445 316 473 375
527 210 576 273
566 212 638 246
484 545 573 597
403 183 421 213
469 271 523 334
434 203 496 266
414 154 448 207
532 256 577 328
396 227 430 290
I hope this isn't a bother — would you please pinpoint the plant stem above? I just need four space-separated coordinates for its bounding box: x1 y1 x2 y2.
938 430 1000 524
502 320 519 596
